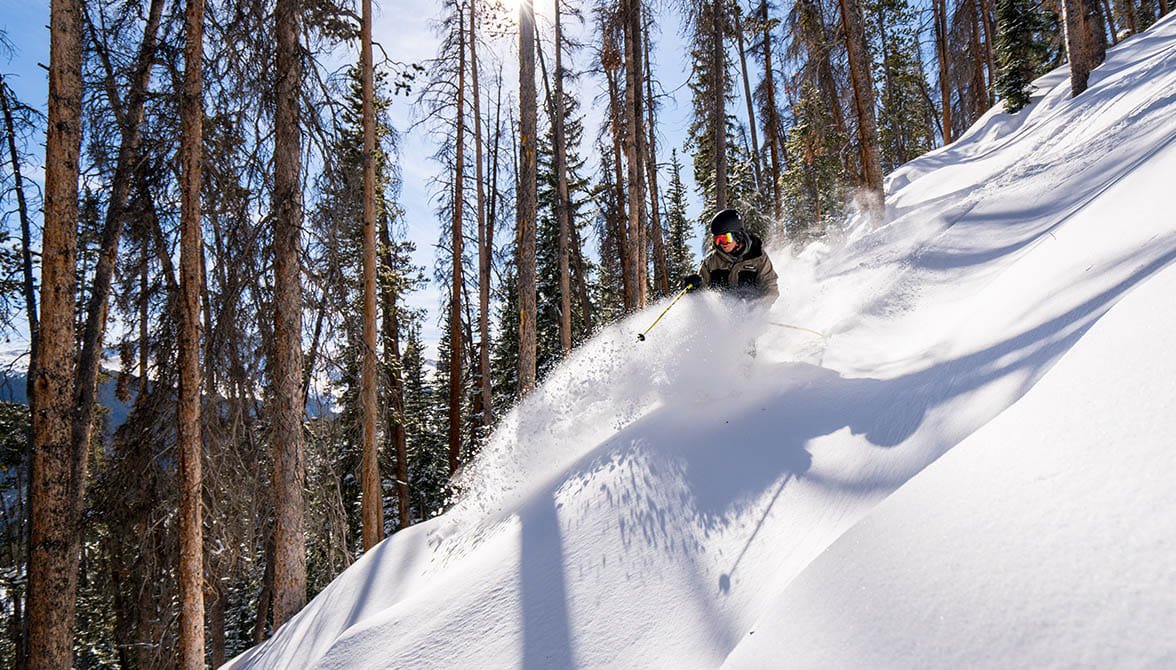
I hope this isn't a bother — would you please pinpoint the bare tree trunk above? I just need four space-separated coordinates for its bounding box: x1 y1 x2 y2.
1160 0 1169 20
271 0 307 628
450 3 467 474
980 0 997 107
605 65 635 311
622 0 648 308
1100 0 1119 45
837 0 885 215
205 582 226 668
759 0 784 222
253 529 274 642
933 0 953 143
1122 0 1137 34
138 248 149 397
968 0 989 119
733 3 763 192
0 77 38 395
471 0 494 429
641 10 669 297
518 0 539 395
1062 0 1107 96
177 0 206 663
72 0 165 484
378 220 411 529
553 0 574 353
359 0 383 550
712 0 729 210
27 0 83 665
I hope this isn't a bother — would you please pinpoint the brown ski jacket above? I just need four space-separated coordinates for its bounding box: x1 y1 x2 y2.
698 234 779 304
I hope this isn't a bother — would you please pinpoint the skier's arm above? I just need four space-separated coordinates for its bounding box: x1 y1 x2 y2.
759 255 780 305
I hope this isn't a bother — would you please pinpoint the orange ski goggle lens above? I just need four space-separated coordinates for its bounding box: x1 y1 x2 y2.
714 232 735 246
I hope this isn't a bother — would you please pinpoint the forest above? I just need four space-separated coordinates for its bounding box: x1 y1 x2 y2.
0 0 1166 667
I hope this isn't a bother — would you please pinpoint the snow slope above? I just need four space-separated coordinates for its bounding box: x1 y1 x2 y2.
226 14 1176 669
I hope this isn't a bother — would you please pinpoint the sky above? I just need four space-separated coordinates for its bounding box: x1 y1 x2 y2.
224 12 1176 669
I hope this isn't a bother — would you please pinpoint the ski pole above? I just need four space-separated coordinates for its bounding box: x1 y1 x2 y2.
636 286 691 341
769 321 826 338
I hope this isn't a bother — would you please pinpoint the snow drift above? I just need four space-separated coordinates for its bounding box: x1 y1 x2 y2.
227 14 1176 669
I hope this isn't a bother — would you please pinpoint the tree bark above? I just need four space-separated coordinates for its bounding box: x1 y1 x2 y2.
518 0 539 395
72 0 165 487
733 4 763 192
1062 0 1107 96
27 0 84 666
605 65 635 311
712 0 729 210
553 0 574 353
0 77 38 399
933 0 953 143
471 0 494 429
378 219 411 529
759 0 784 221
837 0 885 215
359 0 383 550
177 0 206 663
641 10 669 297
271 0 308 628
622 0 648 308
449 3 467 475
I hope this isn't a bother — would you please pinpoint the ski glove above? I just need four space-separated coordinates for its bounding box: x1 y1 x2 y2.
681 274 702 291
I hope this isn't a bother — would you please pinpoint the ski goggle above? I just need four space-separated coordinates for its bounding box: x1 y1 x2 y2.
714 232 736 246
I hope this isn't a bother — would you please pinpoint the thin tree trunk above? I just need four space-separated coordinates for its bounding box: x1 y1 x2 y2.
733 3 763 192
1101 0 1119 45
759 0 784 222
712 0 729 210
969 0 989 118
933 0 953 143
837 0 885 215
27 0 84 665
553 0 574 353
980 0 997 107
177 0 206 662
1062 0 1107 96
605 65 635 311
450 4 467 475
205 582 226 668
471 0 493 429
625 0 649 306
359 0 383 550
0 78 38 397
253 529 274 642
518 0 539 395
378 218 410 529
138 246 149 398
271 0 308 628
640 8 669 297
70 0 166 556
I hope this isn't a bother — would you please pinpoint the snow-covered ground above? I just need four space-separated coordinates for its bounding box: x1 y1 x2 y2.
227 14 1176 669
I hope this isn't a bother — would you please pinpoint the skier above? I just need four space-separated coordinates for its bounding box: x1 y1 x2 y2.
682 208 779 304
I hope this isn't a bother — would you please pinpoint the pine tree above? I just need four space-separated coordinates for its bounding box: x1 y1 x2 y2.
995 0 1050 112
781 82 849 240
869 0 936 170
663 150 697 282
536 91 593 378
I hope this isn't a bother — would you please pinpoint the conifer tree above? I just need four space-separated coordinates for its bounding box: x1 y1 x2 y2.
663 150 697 282
869 0 936 170
995 0 1050 112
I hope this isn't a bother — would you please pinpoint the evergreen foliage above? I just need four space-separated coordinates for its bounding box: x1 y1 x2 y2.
781 82 849 241
994 0 1051 112
868 0 936 170
537 92 595 377
663 150 697 281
